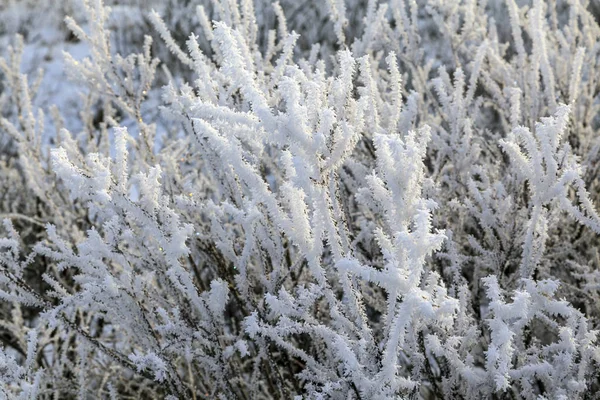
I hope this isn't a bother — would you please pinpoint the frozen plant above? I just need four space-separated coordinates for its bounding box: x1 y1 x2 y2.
1 0 600 399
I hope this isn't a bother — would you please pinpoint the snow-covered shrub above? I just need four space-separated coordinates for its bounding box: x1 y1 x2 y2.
2 0 600 398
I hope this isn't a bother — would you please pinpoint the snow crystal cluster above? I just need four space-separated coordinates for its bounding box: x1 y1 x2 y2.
1 0 600 398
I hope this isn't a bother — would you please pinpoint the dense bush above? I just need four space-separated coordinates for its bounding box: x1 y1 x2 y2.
2 0 600 398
